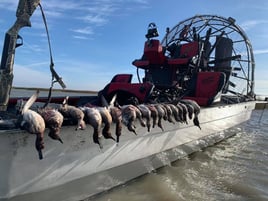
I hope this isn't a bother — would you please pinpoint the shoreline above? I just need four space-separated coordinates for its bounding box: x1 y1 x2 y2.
12 86 98 94
10 87 98 98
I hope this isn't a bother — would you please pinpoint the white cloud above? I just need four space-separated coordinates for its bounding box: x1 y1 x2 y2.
73 35 89 40
41 0 85 12
240 20 268 31
36 0 149 39
78 15 108 26
0 0 149 40
71 26 94 35
85 3 118 14
254 49 268 55
41 10 63 18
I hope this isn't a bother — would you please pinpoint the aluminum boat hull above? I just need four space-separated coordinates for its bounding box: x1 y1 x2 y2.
0 101 255 201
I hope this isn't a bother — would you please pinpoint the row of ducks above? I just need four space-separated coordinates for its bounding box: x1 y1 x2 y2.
16 91 201 160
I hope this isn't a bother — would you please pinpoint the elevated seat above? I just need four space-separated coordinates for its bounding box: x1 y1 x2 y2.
133 39 166 68
167 41 199 65
183 72 226 106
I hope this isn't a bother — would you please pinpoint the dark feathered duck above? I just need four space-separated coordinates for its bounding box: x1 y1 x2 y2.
180 99 201 129
59 96 86 130
137 104 152 132
38 107 64 143
146 104 158 129
177 102 189 124
121 104 138 135
121 104 146 135
184 103 194 120
174 103 184 123
109 106 122 143
132 105 146 128
161 104 175 124
153 104 165 131
167 104 181 122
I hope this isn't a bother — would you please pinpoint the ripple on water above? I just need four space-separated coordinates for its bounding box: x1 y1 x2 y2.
87 110 268 201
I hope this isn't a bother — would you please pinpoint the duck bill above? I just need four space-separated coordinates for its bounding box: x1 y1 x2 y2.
48 129 63 143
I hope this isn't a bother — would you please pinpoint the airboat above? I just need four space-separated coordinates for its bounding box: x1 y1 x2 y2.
0 1 256 201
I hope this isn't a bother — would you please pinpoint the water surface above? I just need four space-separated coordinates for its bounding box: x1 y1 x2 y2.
87 110 268 201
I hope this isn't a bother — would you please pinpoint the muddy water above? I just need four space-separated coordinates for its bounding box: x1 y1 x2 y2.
87 110 268 201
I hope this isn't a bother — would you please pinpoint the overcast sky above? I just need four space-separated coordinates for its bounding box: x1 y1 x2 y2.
0 0 267 95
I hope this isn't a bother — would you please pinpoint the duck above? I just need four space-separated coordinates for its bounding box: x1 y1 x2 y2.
59 96 86 130
16 90 45 160
161 104 175 124
174 103 184 123
137 104 152 132
131 105 146 128
177 102 189 124
153 104 166 131
146 104 158 129
38 107 64 143
167 103 181 122
96 106 115 141
121 104 146 135
81 106 103 148
179 101 194 120
180 99 201 129
109 106 122 143
101 94 122 143
121 104 138 135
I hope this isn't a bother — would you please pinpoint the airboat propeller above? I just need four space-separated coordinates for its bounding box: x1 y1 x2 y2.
162 14 255 98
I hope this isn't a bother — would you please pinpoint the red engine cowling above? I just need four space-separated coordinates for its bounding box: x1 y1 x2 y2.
99 74 154 105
